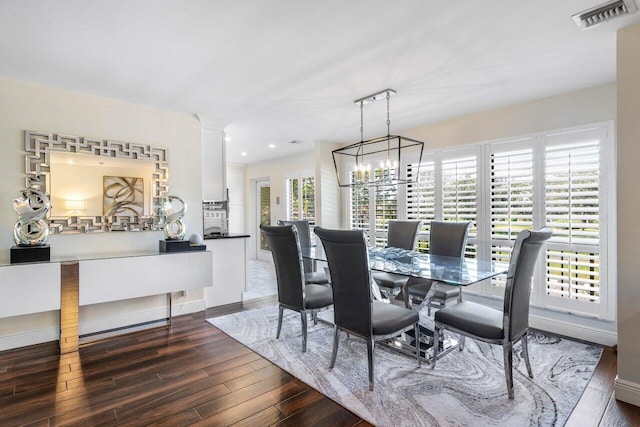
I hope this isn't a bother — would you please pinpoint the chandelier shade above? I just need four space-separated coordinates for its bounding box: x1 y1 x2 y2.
332 134 424 187
332 88 425 188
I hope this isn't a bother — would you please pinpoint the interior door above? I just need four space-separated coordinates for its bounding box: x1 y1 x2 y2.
256 179 271 261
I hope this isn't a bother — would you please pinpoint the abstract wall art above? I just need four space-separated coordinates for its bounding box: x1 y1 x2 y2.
103 176 144 217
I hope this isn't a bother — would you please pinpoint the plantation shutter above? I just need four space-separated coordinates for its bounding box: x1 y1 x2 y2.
441 156 477 257
286 178 300 220
406 161 435 252
544 131 601 303
374 168 398 246
301 177 315 226
350 170 370 232
489 146 534 287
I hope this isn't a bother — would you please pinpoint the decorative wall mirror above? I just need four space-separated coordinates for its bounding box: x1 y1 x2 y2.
24 130 169 234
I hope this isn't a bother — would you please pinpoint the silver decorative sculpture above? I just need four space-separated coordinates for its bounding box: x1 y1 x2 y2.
13 187 51 246
159 195 187 240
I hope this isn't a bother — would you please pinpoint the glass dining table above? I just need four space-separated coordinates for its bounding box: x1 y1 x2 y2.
302 245 509 361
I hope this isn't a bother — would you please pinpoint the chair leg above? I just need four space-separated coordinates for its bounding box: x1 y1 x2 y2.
414 323 421 367
276 306 284 339
312 311 318 325
432 325 440 369
458 335 466 351
367 338 375 391
427 302 432 317
503 343 514 399
457 287 463 303
300 311 308 353
521 333 533 378
329 325 340 369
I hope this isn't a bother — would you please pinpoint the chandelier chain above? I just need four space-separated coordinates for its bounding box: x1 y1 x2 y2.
360 101 364 142
386 91 391 136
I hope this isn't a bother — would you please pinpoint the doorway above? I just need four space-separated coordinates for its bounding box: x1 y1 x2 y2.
255 179 271 261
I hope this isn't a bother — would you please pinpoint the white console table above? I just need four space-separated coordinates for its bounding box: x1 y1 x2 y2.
0 250 213 353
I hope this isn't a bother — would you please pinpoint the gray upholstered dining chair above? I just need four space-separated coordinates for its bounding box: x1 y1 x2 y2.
314 227 421 391
371 220 422 298
260 224 333 352
432 227 552 399
405 221 470 314
277 220 329 285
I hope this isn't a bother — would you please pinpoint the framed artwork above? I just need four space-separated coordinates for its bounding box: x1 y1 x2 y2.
103 176 144 216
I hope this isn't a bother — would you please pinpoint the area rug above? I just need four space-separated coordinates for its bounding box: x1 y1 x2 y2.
207 306 602 426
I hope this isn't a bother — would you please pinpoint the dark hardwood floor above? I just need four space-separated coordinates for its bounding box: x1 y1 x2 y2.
0 295 638 426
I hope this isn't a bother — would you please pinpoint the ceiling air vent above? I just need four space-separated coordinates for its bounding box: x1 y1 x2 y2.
572 0 637 30
289 140 303 145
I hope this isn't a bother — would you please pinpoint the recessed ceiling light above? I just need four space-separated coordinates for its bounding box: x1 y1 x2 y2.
225 136 231 142
240 152 248 156
268 144 276 149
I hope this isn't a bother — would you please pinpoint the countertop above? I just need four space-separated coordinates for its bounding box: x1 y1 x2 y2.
203 233 250 240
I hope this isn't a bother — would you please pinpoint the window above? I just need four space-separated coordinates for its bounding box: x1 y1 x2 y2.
406 161 435 252
348 168 398 246
542 128 605 313
374 168 398 246
350 170 370 232
285 172 316 225
489 143 534 289
346 122 614 319
441 154 478 258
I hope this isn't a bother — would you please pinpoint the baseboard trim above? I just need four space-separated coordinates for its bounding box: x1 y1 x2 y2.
0 326 58 352
614 376 640 407
529 314 617 346
0 300 206 352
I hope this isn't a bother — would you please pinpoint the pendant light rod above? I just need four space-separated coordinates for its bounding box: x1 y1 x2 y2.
354 88 396 105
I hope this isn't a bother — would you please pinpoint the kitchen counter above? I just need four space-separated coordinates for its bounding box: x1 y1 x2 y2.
203 233 250 240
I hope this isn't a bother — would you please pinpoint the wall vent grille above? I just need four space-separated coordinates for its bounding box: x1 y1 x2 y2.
572 0 637 30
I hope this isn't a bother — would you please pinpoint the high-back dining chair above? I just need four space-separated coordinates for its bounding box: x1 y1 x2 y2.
406 221 470 314
314 227 421 391
277 220 329 285
431 227 552 399
260 224 333 352
372 220 422 298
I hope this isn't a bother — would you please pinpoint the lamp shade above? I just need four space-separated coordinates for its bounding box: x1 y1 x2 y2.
65 200 84 211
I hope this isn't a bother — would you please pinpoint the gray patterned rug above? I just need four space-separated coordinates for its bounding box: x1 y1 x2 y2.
207 306 602 426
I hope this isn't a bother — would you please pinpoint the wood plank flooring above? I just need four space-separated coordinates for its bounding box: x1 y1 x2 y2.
0 295 638 426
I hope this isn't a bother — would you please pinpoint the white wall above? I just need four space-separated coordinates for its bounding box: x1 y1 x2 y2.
0 76 205 348
402 83 615 150
615 22 640 407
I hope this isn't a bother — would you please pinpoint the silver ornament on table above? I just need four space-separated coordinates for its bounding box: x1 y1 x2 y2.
13 186 51 246
159 195 187 240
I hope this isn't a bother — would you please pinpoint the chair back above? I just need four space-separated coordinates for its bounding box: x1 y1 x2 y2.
260 224 306 310
503 227 553 340
277 220 312 273
429 221 470 257
314 227 372 337
387 220 422 250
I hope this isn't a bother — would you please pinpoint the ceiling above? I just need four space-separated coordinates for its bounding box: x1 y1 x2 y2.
1 0 638 165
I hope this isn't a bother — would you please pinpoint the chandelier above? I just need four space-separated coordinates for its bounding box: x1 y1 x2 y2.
332 89 424 187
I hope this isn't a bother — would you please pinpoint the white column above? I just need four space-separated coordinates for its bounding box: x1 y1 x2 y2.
615 22 640 408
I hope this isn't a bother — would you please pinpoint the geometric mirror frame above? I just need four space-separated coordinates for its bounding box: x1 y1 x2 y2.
24 130 169 234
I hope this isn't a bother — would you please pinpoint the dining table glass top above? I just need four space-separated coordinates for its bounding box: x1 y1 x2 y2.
302 245 508 286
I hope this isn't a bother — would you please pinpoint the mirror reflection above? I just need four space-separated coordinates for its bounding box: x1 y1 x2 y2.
48 152 155 218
